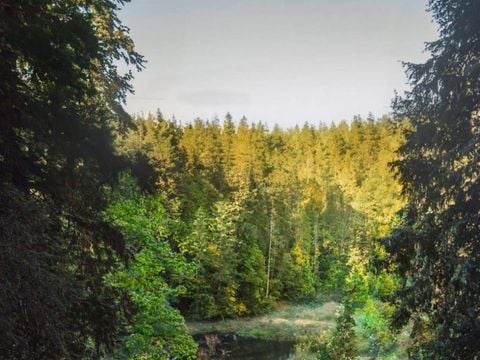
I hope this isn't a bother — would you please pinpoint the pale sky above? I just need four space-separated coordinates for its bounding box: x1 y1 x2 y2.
119 0 438 127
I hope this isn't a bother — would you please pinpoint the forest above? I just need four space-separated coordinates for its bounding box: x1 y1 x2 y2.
0 0 479 359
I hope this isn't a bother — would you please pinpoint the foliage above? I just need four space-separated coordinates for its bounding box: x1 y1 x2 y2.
105 192 197 359
182 205 244 318
0 0 143 358
300 301 357 360
115 113 408 359
354 298 396 358
4 0 471 358
119 114 405 321
180 195 268 318
329 301 357 360
385 0 480 357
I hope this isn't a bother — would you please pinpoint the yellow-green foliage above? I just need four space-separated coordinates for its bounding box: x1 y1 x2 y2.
118 114 405 322
105 191 197 359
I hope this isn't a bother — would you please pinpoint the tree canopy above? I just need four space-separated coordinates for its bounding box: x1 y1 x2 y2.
385 0 480 357
0 1 143 358
2 1 478 359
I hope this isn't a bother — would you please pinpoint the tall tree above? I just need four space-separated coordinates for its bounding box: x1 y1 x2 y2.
0 1 142 358
385 0 480 357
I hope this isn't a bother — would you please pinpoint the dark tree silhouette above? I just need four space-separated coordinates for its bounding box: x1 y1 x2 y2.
385 0 480 357
0 1 143 358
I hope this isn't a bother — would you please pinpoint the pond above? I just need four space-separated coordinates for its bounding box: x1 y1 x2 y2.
194 333 295 359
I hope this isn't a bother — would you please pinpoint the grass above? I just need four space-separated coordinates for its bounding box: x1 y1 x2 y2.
188 295 411 359
187 295 338 341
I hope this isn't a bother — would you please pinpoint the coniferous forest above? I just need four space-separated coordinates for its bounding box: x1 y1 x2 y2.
0 0 479 359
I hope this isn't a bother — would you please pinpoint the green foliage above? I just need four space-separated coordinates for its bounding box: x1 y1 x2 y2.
115 112 410 360
183 205 242 318
329 302 357 360
236 231 269 314
385 0 480 357
180 195 268 318
307 302 357 360
117 111 187 201
1 1 441 359
105 193 197 359
279 242 316 300
120 114 405 320
355 298 396 358
0 0 143 358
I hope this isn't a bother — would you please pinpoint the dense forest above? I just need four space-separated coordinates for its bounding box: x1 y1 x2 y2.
107 113 405 357
0 0 479 359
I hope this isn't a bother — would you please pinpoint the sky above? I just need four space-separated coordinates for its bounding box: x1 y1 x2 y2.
119 0 438 127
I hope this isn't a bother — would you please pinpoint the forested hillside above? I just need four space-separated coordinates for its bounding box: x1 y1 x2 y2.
2 0 479 359
103 113 407 358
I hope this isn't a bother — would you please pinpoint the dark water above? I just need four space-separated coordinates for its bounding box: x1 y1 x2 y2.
195 333 295 360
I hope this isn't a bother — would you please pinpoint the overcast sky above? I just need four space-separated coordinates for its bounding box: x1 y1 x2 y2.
119 0 438 127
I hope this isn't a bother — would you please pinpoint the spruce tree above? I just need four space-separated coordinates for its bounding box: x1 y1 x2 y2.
385 0 480 357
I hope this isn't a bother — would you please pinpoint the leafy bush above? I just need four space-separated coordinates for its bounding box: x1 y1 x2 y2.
105 194 197 359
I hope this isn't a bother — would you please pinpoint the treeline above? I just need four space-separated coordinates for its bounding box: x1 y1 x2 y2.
103 112 406 357
2 0 479 359
124 112 405 305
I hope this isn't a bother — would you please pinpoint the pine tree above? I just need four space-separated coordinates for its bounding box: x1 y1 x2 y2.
385 0 480 357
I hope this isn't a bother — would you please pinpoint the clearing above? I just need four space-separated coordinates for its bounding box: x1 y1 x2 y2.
187 299 338 341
